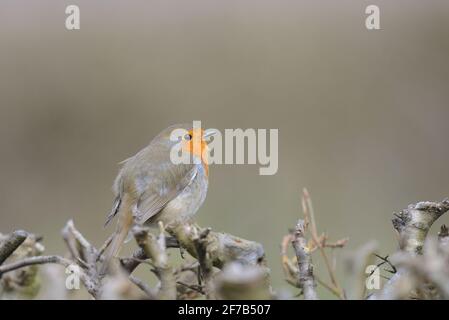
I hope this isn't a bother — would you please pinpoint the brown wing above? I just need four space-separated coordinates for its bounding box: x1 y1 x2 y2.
134 165 197 224
105 123 196 227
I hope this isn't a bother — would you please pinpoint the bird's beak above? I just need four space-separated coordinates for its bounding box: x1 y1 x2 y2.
203 128 219 140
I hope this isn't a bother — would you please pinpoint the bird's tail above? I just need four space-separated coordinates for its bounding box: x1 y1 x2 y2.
99 195 133 276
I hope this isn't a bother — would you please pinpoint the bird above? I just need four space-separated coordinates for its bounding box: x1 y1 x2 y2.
100 123 217 275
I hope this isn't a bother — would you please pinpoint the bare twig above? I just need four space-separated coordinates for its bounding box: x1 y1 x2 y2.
192 227 213 279
0 230 28 265
281 192 346 299
62 220 97 266
280 234 297 285
120 248 147 274
308 235 348 252
291 219 318 300
61 220 102 298
174 261 203 299
374 254 397 274
191 227 215 298
302 189 345 299
129 275 157 299
0 255 71 274
96 234 114 262
177 281 205 295
133 224 176 300
120 236 179 274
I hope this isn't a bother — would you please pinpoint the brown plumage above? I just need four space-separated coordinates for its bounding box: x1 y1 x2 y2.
100 123 216 275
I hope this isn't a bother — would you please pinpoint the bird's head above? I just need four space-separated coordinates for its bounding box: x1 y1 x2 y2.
180 127 218 164
157 123 218 170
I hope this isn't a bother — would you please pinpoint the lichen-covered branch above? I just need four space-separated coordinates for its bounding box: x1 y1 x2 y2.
167 222 266 269
0 220 269 300
291 219 318 300
392 199 449 254
389 237 449 299
0 230 28 265
371 199 449 300
0 232 45 298
2 196 448 300
121 222 267 286
281 190 347 299
133 225 176 300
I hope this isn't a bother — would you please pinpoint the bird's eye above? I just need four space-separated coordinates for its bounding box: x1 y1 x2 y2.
184 133 192 141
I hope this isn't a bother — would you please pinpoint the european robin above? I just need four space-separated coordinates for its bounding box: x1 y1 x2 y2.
100 123 217 274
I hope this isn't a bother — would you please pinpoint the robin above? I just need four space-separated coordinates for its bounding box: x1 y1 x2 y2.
100 123 217 275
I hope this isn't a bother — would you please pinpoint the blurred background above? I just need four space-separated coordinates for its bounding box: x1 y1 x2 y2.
0 0 448 298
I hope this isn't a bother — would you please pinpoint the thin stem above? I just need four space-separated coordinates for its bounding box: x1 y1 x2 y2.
302 188 345 299
0 255 71 275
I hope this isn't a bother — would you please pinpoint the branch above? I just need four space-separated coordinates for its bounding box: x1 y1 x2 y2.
301 189 345 298
120 248 147 274
129 275 157 299
0 255 71 274
61 220 102 298
0 232 46 298
392 199 449 254
371 199 449 299
167 222 266 269
120 236 179 274
291 220 318 300
62 220 97 266
133 224 176 300
214 262 271 299
389 237 449 299
0 230 28 265
191 227 215 298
